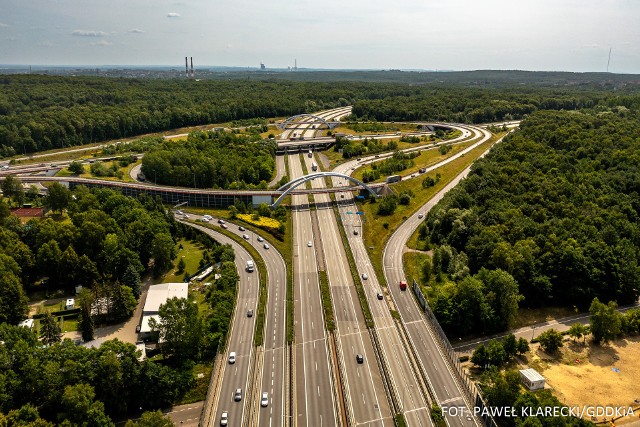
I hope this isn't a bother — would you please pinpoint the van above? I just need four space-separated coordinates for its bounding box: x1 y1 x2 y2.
246 260 254 272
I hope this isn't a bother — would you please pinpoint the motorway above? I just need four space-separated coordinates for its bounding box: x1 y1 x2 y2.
302 152 393 426
183 222 259 427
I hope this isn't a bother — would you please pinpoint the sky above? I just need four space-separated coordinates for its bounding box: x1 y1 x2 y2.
1 0 639 73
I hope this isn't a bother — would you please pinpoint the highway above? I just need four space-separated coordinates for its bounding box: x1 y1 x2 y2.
382 126 496 427
288 153 338 427
182 222 259 427
303 153 393 426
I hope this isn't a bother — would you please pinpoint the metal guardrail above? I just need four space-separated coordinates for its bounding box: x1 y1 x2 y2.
368 328 400 415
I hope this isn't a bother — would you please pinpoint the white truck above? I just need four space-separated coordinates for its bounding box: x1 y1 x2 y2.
246 260 254 272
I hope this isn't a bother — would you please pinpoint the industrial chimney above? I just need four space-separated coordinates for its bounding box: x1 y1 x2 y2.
190 57 194 79
185 57 189 78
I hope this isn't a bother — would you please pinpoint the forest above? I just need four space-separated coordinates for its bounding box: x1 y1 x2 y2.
421 107 640 335
2 73 640 158
141 131 276 189
0 186 240 425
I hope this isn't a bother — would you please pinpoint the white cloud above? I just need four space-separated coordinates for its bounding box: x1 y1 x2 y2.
90 40 113 46
128 28 145 33
167 13 181 18
72 30 108 37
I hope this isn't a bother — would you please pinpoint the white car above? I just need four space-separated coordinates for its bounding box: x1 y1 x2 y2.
257 236 264 242
203 214 212 221
362 273 368 280
261 392 269 407
228 352 236 364
176 210 183 215
220 411 228 426
418 213 424 219
243 234 249 240
202 217 210 223
307 241 313 247
263 243 270 250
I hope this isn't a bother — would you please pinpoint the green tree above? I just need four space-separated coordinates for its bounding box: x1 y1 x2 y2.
477 268 522 329
176 258 186 274
502 333 517 359
486 339 507 366
150 233 175 276
471 344 489 368
589 297 622 344
110 284 137 322
124 411 174 427
1 175 22 205
0 254 29 324
45 182 71 214
59 383 114 427
39 311 62 345
78 288 95 342
68 161 85 175
122 263 142 298
421 257 432 282
516 337 530 355
568 322 587 343
149 297 202 362
26 184 40 201
537 329 564 353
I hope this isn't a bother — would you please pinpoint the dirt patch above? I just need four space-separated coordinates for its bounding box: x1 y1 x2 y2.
537 336 640 409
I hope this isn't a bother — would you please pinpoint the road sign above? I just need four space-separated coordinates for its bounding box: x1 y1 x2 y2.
346 211 353 214
356 211 365 215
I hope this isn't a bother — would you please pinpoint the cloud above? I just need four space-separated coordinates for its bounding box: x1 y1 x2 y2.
38 41 54 47
0 23 10 28
90 40 113 46
72 30 107 37
167 12 181 18
128 28 145 33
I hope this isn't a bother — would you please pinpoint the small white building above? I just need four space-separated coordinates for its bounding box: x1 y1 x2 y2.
519 368 545 390
19 319 34 329
65 298 75 310
139 283 188 337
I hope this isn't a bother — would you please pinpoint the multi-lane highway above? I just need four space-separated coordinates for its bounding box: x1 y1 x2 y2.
184 222 259 427
302 152 393 426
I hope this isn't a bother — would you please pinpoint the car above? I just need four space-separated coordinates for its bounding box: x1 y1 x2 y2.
377 292 383 300
239 226 246 231
220 411 228 426
234 388 242 401
203 214 212 221
247 309 253 317
135 324 141 333
357 158 362 161
361 273 368 280
353 229 359 235
418 213 424 219
340 194 345 198
228 352 236 364
257 236 264 242
176 210 184 215
411 174 416 178
202 217 210 222
243 234 249 240
183 214 190 219
261 392 269 407
221 223 228 229
356 354 364 364
218 219 225 224
263 243 270 249
307 241 313 247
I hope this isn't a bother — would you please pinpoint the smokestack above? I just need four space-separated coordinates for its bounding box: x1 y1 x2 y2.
190 57 194 78
185 57 189 78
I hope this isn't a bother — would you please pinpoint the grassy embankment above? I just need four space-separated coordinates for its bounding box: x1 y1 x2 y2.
359 132 504 289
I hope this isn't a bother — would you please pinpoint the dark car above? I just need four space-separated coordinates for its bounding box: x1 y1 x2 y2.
356 354 364 364
376 292 383 300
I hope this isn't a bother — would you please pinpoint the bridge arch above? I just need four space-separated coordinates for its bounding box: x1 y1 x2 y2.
277 114 340 130
272 172 378 207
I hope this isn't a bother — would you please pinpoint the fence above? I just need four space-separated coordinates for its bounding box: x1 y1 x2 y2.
412 280 497 427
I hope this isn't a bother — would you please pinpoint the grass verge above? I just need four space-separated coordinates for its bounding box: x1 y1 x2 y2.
359 132 504 291
402 251 431 288
318 271 336 332
164 238 207 283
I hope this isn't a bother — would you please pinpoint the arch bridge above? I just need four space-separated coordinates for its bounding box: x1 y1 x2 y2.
277 114 341 130
272 172 379 207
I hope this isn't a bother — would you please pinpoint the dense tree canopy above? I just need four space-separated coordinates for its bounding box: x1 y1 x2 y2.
425 109 640 316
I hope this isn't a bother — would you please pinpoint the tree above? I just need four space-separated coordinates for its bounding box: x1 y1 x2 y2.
110 284 137 322
471 344 489 368
1 175 22 205
149 297 202 362
176 258 186 274
68 161 85 175
59 383 114 427
150 233 175 276
125 411 174 427
78 288 95 342
501 333 517 359
568 322 587 343
589 297 622 344
45 182 71 214
486 339 507 366
39 311 62 345
477 268 522 329
377 195 398 215
516 337 530 355
26 184 40 201
0 254 29 324
537 329 563 353
122 263 142 298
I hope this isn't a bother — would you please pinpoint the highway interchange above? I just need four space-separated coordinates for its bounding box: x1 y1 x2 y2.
3 106 506 427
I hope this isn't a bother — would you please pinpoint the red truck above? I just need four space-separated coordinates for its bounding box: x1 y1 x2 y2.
399 280 407 291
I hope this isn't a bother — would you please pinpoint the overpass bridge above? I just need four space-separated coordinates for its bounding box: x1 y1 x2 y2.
4 175 384 209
